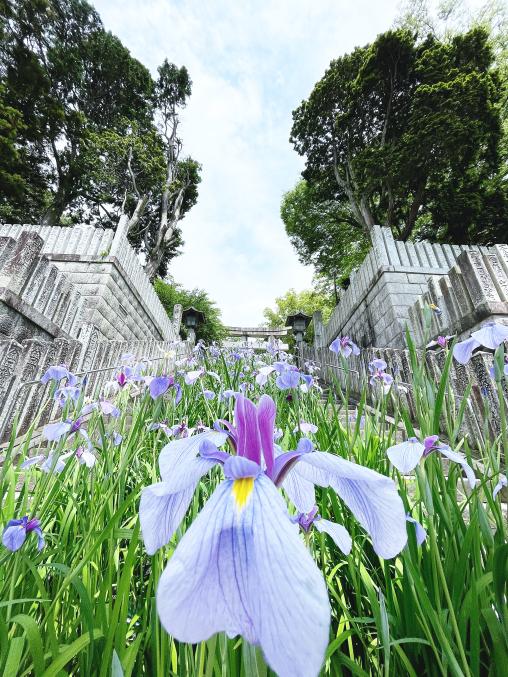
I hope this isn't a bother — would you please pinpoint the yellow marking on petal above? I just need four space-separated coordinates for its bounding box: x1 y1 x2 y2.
232 477 254 509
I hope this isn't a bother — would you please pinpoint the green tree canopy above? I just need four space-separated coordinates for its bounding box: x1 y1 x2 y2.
0 0 201 279
154 279 226 344
289 26 507 249
281 180 369 300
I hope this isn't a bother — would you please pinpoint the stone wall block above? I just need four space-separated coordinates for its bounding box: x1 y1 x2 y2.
448 266 474 319
4 339 48 438
76 323 99 373
0 339 24 435
0 237 16 271
0 231 44 295
22 256 51 307
484 252 508 302
86 341 106 397
34 264 58 315
371 225 390 267
44 272 65 322
469 353 501 436
53 281 71 327
459 251 501 308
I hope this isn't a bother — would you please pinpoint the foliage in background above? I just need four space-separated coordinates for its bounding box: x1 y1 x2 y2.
263 286 335 346
0 0 200 279
155 278 227 344
281 180 369 298
288 22 507 288
263 287 334 328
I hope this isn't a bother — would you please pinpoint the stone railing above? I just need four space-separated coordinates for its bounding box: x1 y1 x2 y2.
409 245 508 347
0 223 176 342
306 227 508 447
0 231 85 342
0 326 191 443
320 226 492 349
302 342 507 448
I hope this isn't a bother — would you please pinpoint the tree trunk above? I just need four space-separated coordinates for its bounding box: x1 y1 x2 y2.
144 249 162 282
399 181 426 241
42 193 67 226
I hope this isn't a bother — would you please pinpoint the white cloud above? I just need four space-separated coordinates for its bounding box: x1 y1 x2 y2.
93 0 401 324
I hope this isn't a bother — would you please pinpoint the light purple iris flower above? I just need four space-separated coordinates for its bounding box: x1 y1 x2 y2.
453 337 481 364
41 365 77 386
148 375 182 403
453 322 508 364
140 395 406 676
54 384 81 407
82 399 120 418
149 421 173 436
220 389 237 401
292 506 352 555
255 365 275 386
329 336 360 358
300 373 314 393
294 421 318 435
184 369 205 385
2 516 44 552
22 441 97 472
276 437 407 558
75 446 97 466
406 514 426 545
304 360 320 374
489 355 508 380
493 474 507 499
387 435 476 489
42 416 90 445
368 359 393 389
203 389 215 400
21 452 66 474
170 421 192 438
140 395 330 676
208 343 221 357
276 369 302 390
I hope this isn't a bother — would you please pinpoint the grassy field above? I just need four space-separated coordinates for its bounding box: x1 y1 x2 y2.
0 338 506 676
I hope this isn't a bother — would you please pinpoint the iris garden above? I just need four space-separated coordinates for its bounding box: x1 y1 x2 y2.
0 327 507 676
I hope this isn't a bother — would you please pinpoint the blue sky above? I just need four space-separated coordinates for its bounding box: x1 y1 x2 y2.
94 0 404 325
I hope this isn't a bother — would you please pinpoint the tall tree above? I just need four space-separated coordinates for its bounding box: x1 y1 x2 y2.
290 27 506 246
281 180 369 299
0 82 27 220
263 288 334 329
112 61 201 281
1 0 154 225
0 1 201 279
143 61 199 280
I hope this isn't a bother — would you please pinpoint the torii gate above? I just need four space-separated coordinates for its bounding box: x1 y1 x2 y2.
225 313 311 349
225 325 289 345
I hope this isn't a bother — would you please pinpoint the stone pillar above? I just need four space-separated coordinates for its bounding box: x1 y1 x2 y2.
172 303 183 335
0 231 44 295
109 214 129 258
312 311 324 348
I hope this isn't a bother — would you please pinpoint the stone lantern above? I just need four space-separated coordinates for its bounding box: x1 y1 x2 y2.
285 311 311 347
182 306 205 343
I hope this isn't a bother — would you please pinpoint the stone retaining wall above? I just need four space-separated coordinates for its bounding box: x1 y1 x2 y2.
302 343 507 447
0 223 176 341
409 245 508 347
0 231 85 342
0 328 191 443
320 226 492 349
